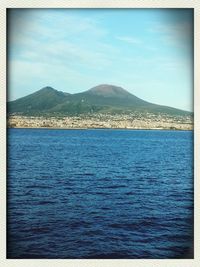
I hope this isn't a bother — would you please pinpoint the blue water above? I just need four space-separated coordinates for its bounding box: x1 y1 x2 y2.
7 128 193 259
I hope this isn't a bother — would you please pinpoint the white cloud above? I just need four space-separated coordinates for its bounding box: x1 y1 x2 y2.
116 36 142 45
9 9 107 46
8 9 115 73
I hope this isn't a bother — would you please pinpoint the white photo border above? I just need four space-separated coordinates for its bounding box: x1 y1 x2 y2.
1 1 200 267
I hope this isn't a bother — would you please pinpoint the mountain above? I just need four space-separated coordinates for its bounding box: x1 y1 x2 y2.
8 84 191 116
8 86 69 114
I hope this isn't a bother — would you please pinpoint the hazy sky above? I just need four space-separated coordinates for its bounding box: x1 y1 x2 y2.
8 8 193 111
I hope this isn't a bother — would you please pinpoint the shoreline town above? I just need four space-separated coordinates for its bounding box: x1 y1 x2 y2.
8 113 193 131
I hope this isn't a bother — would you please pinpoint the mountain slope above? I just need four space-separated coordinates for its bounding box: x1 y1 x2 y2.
8 86 70 114
70 84 150 107
8 84 191 116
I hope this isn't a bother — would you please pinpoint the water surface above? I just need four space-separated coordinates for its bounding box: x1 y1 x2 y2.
7 129 194 258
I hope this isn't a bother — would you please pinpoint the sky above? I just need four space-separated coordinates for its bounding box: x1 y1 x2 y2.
8 8 193 111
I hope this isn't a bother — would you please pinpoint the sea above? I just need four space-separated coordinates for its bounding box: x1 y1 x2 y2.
7 128 194 259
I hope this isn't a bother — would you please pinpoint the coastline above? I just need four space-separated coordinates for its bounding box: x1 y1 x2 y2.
7 126 193 131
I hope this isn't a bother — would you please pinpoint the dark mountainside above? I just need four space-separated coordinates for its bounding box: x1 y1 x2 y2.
8 84 191 116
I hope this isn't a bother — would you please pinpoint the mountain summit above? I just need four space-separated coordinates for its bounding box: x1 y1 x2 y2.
8 84 191 116
87 84 132 98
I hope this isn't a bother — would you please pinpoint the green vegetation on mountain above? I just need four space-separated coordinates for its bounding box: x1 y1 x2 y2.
8 86 69 114
8 84 191 117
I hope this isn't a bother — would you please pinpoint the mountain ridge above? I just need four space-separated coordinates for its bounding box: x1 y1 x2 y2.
8 84 191 116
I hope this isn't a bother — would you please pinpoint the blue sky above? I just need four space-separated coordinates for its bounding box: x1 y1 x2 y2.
8 8 193 111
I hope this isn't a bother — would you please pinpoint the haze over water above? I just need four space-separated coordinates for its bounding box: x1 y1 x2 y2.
7 129 193 259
